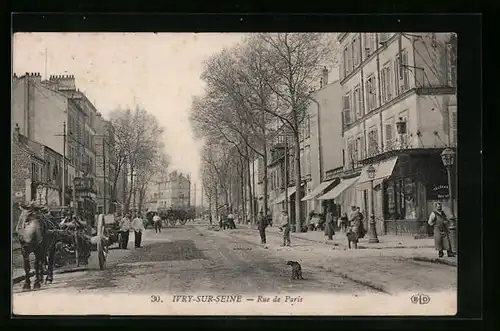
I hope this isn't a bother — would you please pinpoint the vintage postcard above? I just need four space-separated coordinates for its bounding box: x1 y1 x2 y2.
11 32 457 316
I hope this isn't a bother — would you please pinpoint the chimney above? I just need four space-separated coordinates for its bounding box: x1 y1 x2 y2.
322 66 329 86
49 74 76 90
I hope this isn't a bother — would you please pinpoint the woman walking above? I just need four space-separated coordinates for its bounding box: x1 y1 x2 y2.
324 207 335 240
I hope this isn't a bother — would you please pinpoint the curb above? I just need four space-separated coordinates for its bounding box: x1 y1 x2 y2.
12 266 88 285
248 227 434 250
412 256 457 267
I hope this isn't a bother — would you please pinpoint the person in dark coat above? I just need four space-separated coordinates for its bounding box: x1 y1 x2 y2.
258 210 268 244
324 208 335 240
428 202 455 258
339 212 349 233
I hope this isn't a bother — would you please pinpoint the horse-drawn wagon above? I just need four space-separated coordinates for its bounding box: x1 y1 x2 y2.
14 202 113 291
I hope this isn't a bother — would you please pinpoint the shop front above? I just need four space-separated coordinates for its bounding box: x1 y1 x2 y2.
357 149 456 236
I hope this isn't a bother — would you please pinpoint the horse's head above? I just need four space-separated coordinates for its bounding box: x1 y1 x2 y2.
16 209 45 245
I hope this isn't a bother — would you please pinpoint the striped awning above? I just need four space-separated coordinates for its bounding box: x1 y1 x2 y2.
301 180 336 201
317 176 360 200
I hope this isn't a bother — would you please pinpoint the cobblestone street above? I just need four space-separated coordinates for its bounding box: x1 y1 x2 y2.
13 223 457 297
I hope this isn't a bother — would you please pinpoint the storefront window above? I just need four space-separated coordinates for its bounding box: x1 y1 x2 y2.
404 178 417 219
384 177 418 220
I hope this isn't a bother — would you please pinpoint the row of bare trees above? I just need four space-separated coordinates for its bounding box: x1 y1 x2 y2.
190 33 339 230
108 106 170 214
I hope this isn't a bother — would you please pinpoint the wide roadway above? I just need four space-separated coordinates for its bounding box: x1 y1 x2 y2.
12 222 457 296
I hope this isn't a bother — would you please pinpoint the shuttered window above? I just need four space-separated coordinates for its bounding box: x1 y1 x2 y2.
385 122 394 151
342 93 352 126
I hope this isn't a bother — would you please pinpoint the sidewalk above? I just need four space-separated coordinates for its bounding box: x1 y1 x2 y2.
240 223 434 249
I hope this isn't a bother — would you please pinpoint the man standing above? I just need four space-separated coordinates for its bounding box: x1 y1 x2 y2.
428 202 455 258
119 213 131 249
258 210 268 244
278 210 291 247
132 213 145 248
153 212 162 234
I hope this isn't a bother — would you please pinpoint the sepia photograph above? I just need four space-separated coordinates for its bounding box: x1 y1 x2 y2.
11 31 458 316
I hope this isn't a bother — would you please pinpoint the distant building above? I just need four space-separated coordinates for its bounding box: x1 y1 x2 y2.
146 171 190 210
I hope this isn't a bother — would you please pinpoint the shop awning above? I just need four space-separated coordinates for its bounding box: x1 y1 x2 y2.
301 180 336 201
317 176 360 200
272 185 302 205
357 156 399 185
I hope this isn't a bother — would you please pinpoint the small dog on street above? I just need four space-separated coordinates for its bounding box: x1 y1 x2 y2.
346 230 358 249
286 261 304 280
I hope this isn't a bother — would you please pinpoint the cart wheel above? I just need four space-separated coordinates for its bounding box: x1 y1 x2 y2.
179 219 187 225
97 238 106 270
169 219 176 226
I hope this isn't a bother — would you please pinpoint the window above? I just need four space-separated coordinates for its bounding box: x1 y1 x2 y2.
384 178 417 220
380 63 393 103
352 35 361 68
347 44 353 73
305 146 311 176
365 75 377 112
446 42 457 87
347 138 355 168
449 105 457 145
357 135 365 160
385 120 394 151
367 128 379 156
353 86 363 119
342 93 352 126
343 47 349 77
305 115 310 138
395 50 410 94
363 33 376 58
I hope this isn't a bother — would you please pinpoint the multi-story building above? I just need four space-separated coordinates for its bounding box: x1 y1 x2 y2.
11 73 115 216
146 171 190 210
94 113 117 214
267 123 306 225
336 32 457 236
301 69 345 216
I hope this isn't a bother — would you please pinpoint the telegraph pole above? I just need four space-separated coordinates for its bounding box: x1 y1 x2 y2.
103 136 106 214
194 183 197 209
55 122 67 212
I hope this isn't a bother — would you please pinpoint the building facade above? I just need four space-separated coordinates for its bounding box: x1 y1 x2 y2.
11 73 126 216
146 171 190 210
335 32 457 235
301 69 345 217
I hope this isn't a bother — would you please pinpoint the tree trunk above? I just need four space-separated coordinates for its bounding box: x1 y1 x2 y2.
251 155 257 223
125 167 134 214
214 185 219 224
240 157 246 223
263 141 269 216
246 150 254 225
293 128 303 233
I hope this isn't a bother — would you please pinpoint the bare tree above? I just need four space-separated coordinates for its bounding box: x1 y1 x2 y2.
109 106 165 213
135 152 170 214
245 33 338 231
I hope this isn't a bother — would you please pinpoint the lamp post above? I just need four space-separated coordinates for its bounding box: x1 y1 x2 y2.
132 170 137 212
367 164 379 243
441 147 457 253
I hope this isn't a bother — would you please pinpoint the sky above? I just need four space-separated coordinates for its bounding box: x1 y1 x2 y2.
12 32 246 203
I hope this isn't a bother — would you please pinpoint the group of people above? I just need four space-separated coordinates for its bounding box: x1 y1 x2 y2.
116 212 145 249
256 206 367 247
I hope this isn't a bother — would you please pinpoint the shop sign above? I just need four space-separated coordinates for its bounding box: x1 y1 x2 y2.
431 184 449 200
74 177 94 192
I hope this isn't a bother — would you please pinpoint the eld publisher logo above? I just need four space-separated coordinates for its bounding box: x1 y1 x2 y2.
410 293 431 305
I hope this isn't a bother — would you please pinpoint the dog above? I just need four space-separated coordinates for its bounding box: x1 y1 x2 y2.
346 230 358 249
286 261 304 280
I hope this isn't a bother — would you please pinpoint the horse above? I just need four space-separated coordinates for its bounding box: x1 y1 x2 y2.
15 205 59 290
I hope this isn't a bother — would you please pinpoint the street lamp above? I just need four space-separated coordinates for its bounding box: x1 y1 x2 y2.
396 117 407 149
441 147 457 253
367 164 379 243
